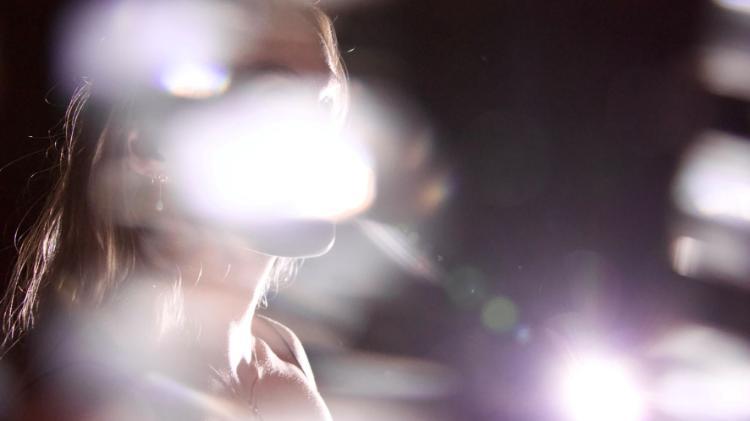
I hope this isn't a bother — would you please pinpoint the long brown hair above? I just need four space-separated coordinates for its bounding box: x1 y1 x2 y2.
1 1 347 352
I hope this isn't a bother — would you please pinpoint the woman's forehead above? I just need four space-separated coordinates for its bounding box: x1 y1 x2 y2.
231 2 330 77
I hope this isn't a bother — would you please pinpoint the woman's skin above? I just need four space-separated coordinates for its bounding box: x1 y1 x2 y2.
86 3 335 419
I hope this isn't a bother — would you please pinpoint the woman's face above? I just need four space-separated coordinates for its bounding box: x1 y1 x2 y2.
158 2 333 100
121 2 336 283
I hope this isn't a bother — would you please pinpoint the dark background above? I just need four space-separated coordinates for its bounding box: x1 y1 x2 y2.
3 0 750 419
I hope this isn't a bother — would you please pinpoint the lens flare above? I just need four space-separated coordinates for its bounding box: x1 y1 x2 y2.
480 296 518 333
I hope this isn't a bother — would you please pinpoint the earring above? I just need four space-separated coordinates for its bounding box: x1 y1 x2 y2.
151 174 168 212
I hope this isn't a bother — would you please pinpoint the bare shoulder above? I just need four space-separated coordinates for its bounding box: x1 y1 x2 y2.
252 314 317 388
251 315 332 420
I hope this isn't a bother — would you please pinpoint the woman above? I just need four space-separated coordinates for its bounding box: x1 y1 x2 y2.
1 0 350 419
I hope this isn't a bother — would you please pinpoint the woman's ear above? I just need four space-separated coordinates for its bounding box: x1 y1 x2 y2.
126 129 165 178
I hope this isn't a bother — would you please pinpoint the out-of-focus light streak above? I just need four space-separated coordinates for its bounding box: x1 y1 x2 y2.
713 0 750 14
673 131 750 224
558 352 645 421
356 219 437 280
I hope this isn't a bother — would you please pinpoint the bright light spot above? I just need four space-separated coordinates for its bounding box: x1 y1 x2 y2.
480 296 518 333
162 79 375 223
559 353 645 421
159 61 231 98
674 131 750 224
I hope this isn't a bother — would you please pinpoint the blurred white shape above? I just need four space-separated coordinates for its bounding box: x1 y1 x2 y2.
671 234 750 280
163 79 375 222
650 325 750 420
62 0 244 97
159 61 231 99
713 0 750 14
701 47 750 101
672 236 702 277
674 131 750 224
558 352 644 421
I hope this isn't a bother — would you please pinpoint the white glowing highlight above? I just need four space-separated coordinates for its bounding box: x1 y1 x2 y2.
64 0 243 97
674 131 750 224
163 80 374 222
159 61 231 98
559 353 645 421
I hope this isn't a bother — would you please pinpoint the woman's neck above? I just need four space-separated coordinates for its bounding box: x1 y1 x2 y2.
176 253 274 377
143 226 276 375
